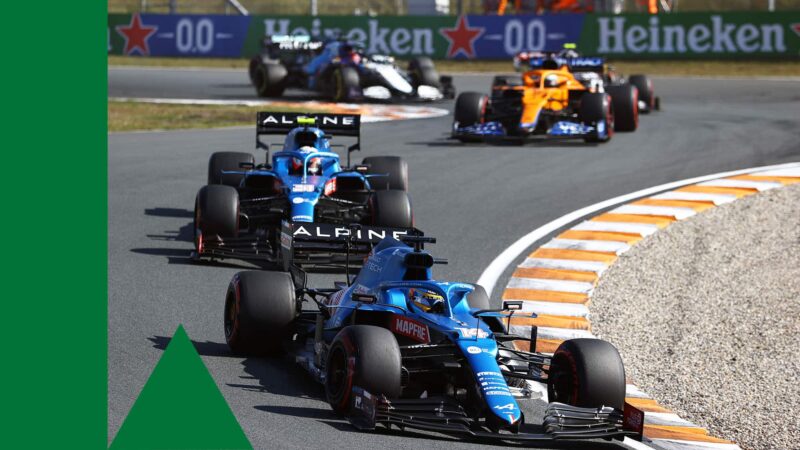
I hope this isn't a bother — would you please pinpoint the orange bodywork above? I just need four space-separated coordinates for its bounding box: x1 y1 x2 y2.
494 67 587 127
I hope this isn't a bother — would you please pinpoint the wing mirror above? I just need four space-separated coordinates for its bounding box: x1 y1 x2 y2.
352 293 377 304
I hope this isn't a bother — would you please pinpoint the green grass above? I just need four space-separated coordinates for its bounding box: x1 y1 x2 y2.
108 100 322 132
109 55 800 76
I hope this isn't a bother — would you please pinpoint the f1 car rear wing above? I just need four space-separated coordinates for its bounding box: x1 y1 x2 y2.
256 112 362 166
280 221 426 274
265 34 324 51
521 55 606 74
257 112 361 137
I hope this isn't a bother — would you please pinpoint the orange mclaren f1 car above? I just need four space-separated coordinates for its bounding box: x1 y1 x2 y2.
452 59 639 144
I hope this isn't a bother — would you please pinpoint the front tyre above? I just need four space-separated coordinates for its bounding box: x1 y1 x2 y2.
224 271 297 355
606 84 639 132
547 339 626 410
194 185 239 255
579 92 614 143
325 325 402 414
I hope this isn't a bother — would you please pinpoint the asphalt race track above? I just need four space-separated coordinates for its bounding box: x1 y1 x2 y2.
108 67 800 448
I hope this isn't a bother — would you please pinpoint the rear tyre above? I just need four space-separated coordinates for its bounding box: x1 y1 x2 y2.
370 190 413 228
208 151 255 186
606 84 638 132
547 339 626 410
579 92 613 143
362 156 408 191
195 185 239 241
248 56 261 83
224 271 297 355
333 66 360 102
628 74 654 111
254 63 287 98
325 325 402 414
408 57 440 88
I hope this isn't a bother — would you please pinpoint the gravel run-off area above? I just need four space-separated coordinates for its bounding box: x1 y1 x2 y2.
591 183 800 450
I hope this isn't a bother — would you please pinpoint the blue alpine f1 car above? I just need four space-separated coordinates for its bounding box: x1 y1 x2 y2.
223 235 645 444
193 112 416 271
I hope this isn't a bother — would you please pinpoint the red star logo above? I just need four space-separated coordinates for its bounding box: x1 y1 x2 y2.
440 16 484 59
116 14 157 56
792 23 800 37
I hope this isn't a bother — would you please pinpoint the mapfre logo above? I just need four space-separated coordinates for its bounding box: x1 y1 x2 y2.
391 316 430 343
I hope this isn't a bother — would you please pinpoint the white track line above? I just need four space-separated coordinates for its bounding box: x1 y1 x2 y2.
506 277 594 294
572 220 660 236
542 238 631 254
650 191 737 205
476 161 800 297
516 300 590 318
518 257 609 274
698 179 780 190
611 204 697 220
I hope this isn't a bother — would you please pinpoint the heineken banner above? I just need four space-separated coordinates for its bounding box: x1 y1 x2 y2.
108 12 800 59
580 12 800 59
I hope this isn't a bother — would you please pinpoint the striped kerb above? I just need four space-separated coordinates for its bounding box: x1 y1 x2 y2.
498 167 800 450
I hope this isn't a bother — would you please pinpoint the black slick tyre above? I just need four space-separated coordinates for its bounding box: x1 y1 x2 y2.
362 156 409 191
579 92 613 143
224 271 297 355
628 74 654 111
547 338 626 410
606 84 638 132
208 151 255 186
332 66 360 102
195 184 239 243
370 190 413 228
454 92 487 128
254 63 287 98
325 325 402 414
408 57 440 88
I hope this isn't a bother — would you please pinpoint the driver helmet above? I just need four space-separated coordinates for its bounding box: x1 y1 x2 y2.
410 289 445 314
291 146 322 175
338 43 361 64
544 74 560 88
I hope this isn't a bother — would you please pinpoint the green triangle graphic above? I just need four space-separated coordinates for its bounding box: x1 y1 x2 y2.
111 325 251 449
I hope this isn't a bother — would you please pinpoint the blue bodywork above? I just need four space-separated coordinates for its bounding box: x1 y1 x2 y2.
316 238 536 427
223 125 377 223
455 119 607 141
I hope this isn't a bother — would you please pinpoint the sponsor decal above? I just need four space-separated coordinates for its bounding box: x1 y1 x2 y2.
291 215 313 221
456 327 490 339
484 390 513 396
280 231 292 249
476 371 503 378
324 178 336 196
494 403 516 410
466 346 482 354
292 197 304 204
261 113 357 127
292 184 315 193
325 290 346 307
116 13 157 55
440 16 484 58
596 15 788 55
391 316 430 343
292 224 409 241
